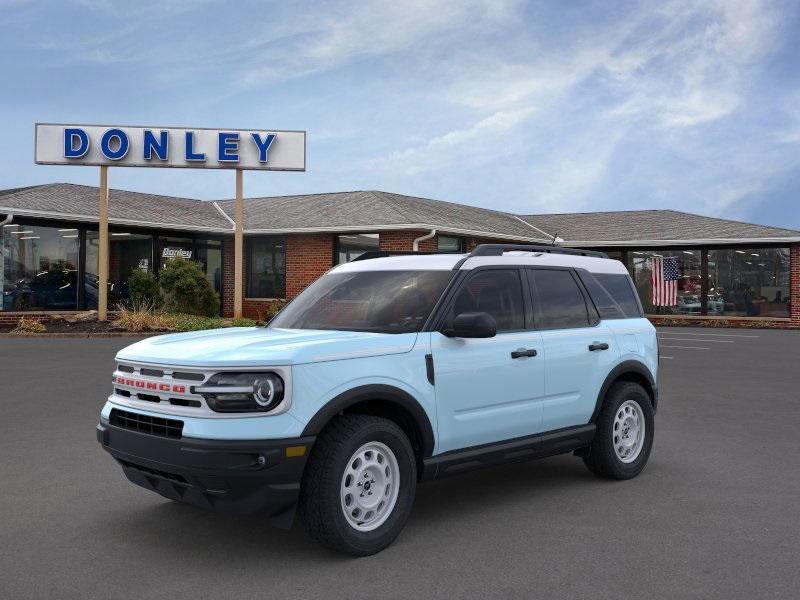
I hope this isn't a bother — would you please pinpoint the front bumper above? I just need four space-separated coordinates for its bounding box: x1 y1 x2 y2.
97 422 315 528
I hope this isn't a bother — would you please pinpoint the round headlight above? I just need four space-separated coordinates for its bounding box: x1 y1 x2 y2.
254 378 276 407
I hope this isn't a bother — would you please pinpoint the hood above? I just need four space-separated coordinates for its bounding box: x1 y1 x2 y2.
116 327 419 368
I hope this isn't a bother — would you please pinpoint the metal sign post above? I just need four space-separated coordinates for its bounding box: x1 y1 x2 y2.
34 124 306 321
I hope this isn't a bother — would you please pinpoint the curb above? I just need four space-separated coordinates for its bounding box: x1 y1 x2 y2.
0 332 163 339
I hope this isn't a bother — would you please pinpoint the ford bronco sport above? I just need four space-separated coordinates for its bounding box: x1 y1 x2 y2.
97 244 658 555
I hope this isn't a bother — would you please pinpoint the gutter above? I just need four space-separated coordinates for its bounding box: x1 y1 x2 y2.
563 237 800 247
412 229 436 251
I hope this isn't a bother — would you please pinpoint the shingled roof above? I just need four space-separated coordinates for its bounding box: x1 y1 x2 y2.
0 183 231 232
519 210 800 245
1 183 798 244
215 190 549 241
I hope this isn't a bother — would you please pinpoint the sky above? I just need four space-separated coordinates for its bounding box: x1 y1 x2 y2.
1 0 799 228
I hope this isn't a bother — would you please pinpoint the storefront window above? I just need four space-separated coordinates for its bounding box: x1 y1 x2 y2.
2 223 80 310
246 236 285 298
196 240 223 295
631 249 702 315
85 230 154 308
707 248 790 318
337 234 379 263
438 235 465 253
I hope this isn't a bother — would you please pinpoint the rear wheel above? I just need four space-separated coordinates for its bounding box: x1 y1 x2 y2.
299 414 417 556
583 381 654 479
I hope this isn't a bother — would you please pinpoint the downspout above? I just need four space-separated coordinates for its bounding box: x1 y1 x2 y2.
413 229 437 251
0 213 12 227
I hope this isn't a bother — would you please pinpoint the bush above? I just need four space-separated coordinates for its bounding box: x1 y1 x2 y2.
127 269 161 308
158 259 220 317
231 317 258 327
114 304 172 332
11 316 46 334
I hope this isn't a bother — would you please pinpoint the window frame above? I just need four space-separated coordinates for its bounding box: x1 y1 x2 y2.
526 266 600 331
245 235 286 299
430 266 532 334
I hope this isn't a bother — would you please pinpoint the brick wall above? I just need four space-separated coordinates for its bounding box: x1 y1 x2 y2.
378 230 437 252
238 233 335 321
791 243 800 325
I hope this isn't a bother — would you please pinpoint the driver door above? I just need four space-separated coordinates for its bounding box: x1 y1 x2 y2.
430 268 545 453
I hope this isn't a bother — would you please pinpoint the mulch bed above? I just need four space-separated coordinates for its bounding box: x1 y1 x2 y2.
0 317 169 335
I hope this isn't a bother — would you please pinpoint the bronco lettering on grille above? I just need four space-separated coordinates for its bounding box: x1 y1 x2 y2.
114 376 186 394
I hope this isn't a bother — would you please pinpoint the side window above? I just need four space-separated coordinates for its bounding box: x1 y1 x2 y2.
529 269 590 329
449 269 524 332
577 271 624 319
594 273 642 318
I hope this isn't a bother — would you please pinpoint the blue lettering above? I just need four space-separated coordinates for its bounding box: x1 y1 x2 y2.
100 128 129 160
185 131 205 161
218 132 239 162
143 130 168 160
251 133 276 162
64 128 89 158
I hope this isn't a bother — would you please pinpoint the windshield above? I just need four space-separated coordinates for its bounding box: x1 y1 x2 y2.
269 270 453 333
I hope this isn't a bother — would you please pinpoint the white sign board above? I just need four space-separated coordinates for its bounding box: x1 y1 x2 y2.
34 123 306 171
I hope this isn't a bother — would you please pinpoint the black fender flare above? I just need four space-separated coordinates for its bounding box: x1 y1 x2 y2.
301 384 436 458
590 360 658 422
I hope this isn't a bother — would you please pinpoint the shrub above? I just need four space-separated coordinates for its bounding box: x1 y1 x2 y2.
11 316 46 334
114 303 172 332
159 259 220 317
231 317 258 327
127 269 162 308
169 314 224 331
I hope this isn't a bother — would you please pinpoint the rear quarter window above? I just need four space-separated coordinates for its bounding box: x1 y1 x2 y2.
580 271 643 318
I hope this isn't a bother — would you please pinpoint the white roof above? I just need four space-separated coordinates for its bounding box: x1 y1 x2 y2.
331 250 629 275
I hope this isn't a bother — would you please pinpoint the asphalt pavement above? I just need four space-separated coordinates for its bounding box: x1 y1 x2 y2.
1 327 799 599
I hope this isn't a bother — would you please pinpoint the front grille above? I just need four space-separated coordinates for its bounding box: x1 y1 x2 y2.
109 408 183 439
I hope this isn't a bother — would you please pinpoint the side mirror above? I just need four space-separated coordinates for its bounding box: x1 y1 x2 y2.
447 312 497 338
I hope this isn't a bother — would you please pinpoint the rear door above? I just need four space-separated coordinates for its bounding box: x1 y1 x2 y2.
430 267 546 453
527 268 619 432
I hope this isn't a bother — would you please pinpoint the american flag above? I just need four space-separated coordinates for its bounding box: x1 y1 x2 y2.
651 256 679 306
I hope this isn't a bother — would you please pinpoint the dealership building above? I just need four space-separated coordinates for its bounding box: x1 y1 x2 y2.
1 182 799 328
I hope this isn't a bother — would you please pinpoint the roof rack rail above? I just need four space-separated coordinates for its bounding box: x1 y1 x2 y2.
469 244 608 259
351 250 438 262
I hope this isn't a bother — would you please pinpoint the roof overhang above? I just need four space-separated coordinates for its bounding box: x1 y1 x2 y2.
564 237 800 246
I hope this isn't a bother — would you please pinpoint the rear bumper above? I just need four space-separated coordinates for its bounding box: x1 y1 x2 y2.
97 422 315 528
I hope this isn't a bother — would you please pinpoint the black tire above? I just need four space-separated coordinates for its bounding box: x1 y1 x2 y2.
299 414 417 556
583 381 654 480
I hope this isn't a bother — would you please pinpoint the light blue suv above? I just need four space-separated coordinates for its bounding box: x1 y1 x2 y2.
97 244 658 555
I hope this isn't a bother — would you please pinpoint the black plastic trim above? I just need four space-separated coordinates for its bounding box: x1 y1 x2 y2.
425 354 435 385
300 384 436 458
470 243 608 258
590 360 658 422
97 422 315 528
421 424 596 480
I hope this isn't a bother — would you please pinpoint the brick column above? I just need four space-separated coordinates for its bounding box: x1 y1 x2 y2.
221 237 235 317
791 244 800 326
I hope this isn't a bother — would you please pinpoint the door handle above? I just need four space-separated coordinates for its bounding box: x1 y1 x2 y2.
511 348 537 359
588 342 609 351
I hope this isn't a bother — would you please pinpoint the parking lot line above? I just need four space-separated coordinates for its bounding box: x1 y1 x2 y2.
660 345 710 350
658 337 733 343
659 355 674 359
657 332 760 338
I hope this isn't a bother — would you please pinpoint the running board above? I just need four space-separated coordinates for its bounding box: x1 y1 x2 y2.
421 424 596 481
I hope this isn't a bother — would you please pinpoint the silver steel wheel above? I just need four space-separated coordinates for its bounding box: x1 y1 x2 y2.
613 400 646 463
340 442 400 532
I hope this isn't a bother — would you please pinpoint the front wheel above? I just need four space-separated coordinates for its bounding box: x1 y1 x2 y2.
299 414 417 556
583 381 654 479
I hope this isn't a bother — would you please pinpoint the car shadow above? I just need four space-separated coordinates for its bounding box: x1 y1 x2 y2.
103 454 600 562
